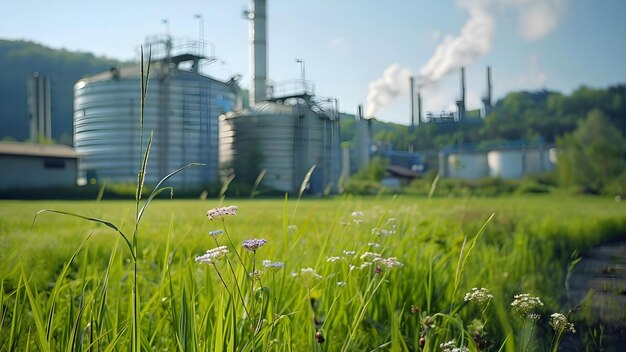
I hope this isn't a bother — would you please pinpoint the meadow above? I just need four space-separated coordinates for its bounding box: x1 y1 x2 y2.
1 195 625 351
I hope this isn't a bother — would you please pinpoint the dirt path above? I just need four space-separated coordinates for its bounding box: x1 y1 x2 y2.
564 240 626 350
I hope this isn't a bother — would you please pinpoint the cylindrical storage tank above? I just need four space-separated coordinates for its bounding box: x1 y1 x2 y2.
220 101 341 194
488 149 523 179
221 102 297 192
74 65 235 187
525 148 555 174
447 152 489 179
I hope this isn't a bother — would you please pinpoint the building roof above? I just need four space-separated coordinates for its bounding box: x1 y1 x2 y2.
0 142 78 159
386 165 420 179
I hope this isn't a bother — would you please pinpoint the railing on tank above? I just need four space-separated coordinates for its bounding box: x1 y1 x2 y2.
267 79 315 99
142 35 216 62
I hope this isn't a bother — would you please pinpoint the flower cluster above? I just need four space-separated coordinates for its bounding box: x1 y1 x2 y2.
262 260 284 272
549 313 576 333
195 246 229 264
511 293 543 319
464 287 494 309
208 229 224 237
242 238 267 252
351 211 364 224
440 340 469 352
371 218 398 236
360 252 381 260
373 256 404 270
293 267 323 285
207 205 238 220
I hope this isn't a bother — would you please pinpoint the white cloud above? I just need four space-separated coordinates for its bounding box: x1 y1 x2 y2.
514 0 568 40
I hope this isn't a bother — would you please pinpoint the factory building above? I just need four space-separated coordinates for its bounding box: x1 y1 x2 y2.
0 142 78 191
74 36 237 187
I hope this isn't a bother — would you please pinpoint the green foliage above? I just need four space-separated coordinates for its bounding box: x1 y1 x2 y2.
556 109 626 194
343 157 389 194
349 157 389 181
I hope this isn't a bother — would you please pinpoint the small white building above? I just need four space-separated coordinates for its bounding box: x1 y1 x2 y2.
0 142 78 191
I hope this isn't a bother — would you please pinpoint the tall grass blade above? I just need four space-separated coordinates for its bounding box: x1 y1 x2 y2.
139 45 151 133
21 266 50 352
250 168 266 199
32 210 134 259
453 213 495 302
219 173 236 200
428 173 440 199
291 164 316 221
137 163 203 222
46 233 94 341
136 131 153 203
299 164 316 198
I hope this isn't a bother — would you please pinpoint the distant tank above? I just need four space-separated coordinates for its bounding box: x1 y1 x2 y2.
447 152 489 179
488 149 523 179
220 99 341 194
74 36 237 187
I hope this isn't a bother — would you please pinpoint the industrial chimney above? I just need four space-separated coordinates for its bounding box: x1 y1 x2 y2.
409 76 415 129
456 67 466 122
482 66 493 116
417 89 422 126
248 0 267 106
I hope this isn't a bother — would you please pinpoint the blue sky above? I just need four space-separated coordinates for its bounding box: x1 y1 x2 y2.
1 0 625 125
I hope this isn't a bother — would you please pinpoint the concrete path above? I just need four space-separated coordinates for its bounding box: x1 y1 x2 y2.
564 240 626 350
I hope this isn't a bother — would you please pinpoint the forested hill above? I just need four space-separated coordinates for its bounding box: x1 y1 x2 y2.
0 39 127 144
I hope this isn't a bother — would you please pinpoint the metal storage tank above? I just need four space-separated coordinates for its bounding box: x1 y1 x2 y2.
74 37 237 187
488 149 523 179
447 152 489 179
220 99 341 194
525 148 555 174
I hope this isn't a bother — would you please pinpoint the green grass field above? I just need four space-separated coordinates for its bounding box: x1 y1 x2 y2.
1 195 625 351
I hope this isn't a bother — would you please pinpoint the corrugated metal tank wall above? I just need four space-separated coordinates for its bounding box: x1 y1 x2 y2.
220 101 341 194
74 66 235 187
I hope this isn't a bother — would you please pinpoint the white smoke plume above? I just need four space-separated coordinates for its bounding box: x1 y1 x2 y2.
418 0 494 86
365 64 412 117
364 0 568 118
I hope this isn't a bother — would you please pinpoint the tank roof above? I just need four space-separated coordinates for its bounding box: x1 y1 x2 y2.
222 101 295 120
75 63 227 86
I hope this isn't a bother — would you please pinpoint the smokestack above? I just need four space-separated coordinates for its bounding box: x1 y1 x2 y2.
248 0 267 106
457 67 466 121
409 76 415 129
417 89 422 126
482 66 493 116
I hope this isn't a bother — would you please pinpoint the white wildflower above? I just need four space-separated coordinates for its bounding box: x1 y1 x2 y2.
464 287 494 309
360 251 381 260
373 257 404 270
511 293 543 320
262 260 284 272
549 313 575 333
195 246 229 264
207 205 238 220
